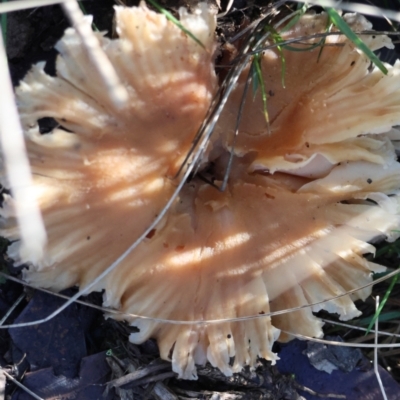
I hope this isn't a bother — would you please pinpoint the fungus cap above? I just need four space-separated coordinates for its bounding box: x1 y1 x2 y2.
2 6 400 381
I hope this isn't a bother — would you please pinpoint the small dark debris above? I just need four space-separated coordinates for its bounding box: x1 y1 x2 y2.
146 229 157 239
305 336 363 373
277 339 400 400
11 351 113 400
9 290 88 378
38 117 58 134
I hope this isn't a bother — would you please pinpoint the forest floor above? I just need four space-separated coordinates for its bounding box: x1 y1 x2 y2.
2 0 400 399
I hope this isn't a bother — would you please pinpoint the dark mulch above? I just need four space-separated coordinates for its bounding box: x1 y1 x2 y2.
2 284 400 399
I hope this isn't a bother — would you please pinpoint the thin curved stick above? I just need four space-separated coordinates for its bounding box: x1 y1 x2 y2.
291 0 400 23
374 296 389 400
4 273 400 351
217 0 234 18
281 331 400 350
321 318 400 339
1 268 399 328
0 293 25 326
2 370 44 400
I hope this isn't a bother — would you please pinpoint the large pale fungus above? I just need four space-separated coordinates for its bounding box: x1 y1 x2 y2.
2 3 400 380
1 2 217 288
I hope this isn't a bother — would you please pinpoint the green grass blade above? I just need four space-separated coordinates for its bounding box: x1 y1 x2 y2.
365 272 398 335
374 270 400 282
270 32 286 88
374 236 400 258
352 310 400 327
251 60 259 99
1 0 7 45
253 53 270 130
146 0 205 49
78 1 98 32
282 41 325 52
324 7 388 75
278 45 286 88
280 3 308 33
262 27 287 87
